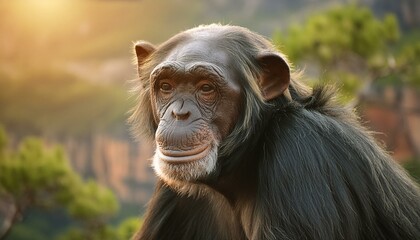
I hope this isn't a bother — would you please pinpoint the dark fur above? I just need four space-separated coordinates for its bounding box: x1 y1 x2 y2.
131 25 420 240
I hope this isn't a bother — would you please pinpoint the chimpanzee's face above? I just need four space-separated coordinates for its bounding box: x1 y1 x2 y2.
150 40 242 182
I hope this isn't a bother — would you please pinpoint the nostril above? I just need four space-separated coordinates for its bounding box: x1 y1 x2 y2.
172 110 190 120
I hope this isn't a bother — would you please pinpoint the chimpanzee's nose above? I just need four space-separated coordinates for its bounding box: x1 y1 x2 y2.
172 100 190 121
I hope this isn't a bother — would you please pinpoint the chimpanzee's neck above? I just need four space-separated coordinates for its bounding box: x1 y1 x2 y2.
214 166 259 206
205 94 293 204
206 115 276 204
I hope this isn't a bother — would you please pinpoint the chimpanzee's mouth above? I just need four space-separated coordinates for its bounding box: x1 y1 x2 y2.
158 144 211 164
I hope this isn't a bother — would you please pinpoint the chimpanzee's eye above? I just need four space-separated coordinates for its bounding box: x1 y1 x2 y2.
200 84 215 93
160 82 173 93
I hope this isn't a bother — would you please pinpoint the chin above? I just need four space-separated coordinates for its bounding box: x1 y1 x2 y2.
152 143 219 185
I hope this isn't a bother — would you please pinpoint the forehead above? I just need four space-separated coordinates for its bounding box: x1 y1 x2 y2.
164 40 231 68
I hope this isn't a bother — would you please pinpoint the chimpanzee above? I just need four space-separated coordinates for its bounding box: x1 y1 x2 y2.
129 24 420 240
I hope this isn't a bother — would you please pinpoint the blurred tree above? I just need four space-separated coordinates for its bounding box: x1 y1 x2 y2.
57 225 116 240
273 4 400 101
116 217 141 240
395 42 420 87
0 127 119 240
58 217 141 240
404 158 420 183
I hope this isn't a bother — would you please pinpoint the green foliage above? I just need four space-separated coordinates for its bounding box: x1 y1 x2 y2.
5 224 46 240
58 225 117 240
272 4 420 102
0 137 77 204
68 180 118 221
0 127 7 152
396 42 420 87
57 217 141 240
116 218 142 240
0 128 119 239
273 4 399 65
403 158 420 184
6 208 72 240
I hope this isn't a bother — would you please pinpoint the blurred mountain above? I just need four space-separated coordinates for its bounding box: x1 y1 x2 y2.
62 135 156 204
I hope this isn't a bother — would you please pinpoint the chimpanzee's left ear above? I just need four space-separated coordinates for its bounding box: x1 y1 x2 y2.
257 53 290 101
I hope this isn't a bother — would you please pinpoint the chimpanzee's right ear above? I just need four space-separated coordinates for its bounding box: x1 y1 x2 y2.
134 41 156 67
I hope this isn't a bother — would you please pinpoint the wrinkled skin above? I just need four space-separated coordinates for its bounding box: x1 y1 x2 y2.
150 40 242 183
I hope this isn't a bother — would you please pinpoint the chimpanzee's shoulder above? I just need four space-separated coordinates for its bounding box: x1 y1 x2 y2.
286 84 358 129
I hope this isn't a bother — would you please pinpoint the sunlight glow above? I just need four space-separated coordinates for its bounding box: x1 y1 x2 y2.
26 0 71 13
13 0 75 28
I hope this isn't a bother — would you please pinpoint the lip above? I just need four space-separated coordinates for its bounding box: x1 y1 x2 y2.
158 144 211 164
